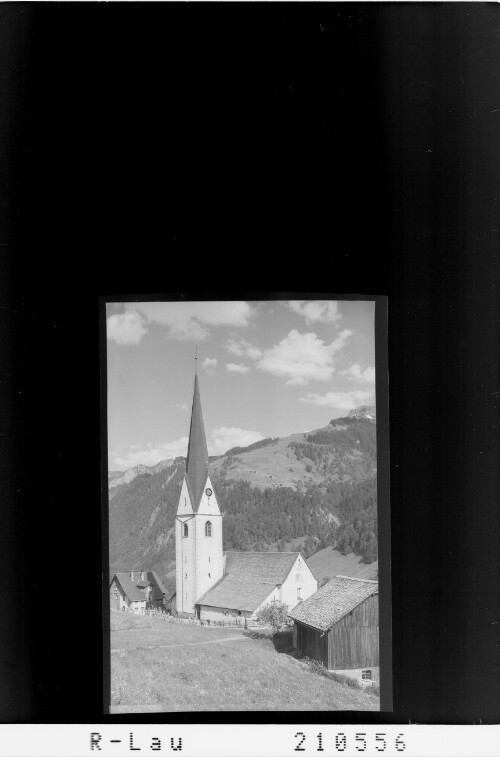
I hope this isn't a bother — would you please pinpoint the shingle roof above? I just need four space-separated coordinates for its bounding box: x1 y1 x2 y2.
196 551 300 612
112 573 147 602
288 575 378 631
111 571 167 603
186 374 209 511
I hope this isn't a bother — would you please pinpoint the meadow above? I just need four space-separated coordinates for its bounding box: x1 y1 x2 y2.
109 612 379 712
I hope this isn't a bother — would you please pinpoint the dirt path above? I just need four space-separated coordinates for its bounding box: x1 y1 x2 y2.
111 635 248 654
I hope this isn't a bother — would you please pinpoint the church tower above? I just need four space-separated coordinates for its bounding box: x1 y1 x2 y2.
175 371 224 615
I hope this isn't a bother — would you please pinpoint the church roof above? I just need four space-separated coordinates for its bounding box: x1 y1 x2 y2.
196 551 300 612
288 575 378 632
185 373 209 511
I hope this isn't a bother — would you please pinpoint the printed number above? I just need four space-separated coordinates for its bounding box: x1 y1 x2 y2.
294 732 306 752
375 734 387 751
316 733 324 752
335 734 346 752
355 733 367 751
395 734 406 752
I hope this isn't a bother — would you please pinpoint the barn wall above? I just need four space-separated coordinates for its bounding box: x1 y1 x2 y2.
295 622 328 665
327 595 379 669
335 594 379 628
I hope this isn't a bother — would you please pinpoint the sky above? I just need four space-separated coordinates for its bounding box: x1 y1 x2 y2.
106 300 376 471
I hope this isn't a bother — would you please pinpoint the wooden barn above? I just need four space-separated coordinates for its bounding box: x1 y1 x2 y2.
289 575 379 675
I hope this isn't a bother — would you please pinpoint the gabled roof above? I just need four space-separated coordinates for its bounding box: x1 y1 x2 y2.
185 374 210 511
288 575 378 632
196 551 301 613
224 551 300 585
112 573 147 602
111 571 167 603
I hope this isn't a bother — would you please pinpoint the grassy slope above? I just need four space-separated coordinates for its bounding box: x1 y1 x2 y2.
307 546 378 583
110 613 379 712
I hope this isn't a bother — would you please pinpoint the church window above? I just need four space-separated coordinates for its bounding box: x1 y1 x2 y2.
184 555 187 563
205 521 212 537
183 523 188 537
362 669 372 680
208 556 211 563
185 573 187 579
208 573 211 578
297 588 302 600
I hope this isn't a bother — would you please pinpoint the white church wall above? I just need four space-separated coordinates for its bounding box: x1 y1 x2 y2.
280 555 318 610
193 476 224 603
175 513 197 614
198 605 252 622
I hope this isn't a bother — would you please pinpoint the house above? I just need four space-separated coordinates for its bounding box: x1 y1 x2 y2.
289 575 379 682
174 370 318 620
196 550 317 622
110 570 167 614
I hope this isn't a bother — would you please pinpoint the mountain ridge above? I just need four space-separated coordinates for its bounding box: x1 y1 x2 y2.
108 407 378 590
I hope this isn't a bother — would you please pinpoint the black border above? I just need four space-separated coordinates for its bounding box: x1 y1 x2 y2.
100 294 392 717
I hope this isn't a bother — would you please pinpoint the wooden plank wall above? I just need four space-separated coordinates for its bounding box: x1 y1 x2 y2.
327 595 379 669
296 622 328 665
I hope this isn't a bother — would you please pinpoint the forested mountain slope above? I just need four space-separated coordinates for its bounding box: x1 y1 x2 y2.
108 413 378 589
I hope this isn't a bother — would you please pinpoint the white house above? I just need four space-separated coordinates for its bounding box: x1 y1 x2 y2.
110 570 167 614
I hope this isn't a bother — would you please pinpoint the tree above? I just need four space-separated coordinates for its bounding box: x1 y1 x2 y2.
255 601 289 635
319 577 330 587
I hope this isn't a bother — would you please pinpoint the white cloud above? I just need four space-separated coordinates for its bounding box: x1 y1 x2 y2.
224 336 262 360
175 403 189 411
287 300 342 325
129 301 254 342
202 357 217 376
299 390 375 411
107 310 147 345
225 363 250 375
112 436 189 469
339 363 376 384
256 329 353 386
208 427 264 456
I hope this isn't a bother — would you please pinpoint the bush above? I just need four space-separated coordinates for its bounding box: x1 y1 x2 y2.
255 601 289 635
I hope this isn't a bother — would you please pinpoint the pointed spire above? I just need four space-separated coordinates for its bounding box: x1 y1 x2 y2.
185 372 209 511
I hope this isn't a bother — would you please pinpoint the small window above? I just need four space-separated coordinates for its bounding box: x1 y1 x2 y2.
184 555 187 563
297 588 302 600
208 573 211 578
185 573 187 579
362 670 372 680
205 521 212 537
208 556 211 563
182 523 188 537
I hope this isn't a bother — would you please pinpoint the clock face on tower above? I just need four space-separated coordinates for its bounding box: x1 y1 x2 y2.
205 488 213 497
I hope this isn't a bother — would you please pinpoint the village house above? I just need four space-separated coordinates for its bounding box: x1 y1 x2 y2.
172 370 318 620
110 570 167 614
289 575 379 685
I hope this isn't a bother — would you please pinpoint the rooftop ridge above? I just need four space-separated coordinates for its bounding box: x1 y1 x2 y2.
335 575 378 584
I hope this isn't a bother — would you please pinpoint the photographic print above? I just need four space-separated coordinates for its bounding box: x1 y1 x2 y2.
105 298 387 713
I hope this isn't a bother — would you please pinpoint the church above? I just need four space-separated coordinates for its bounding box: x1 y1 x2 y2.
172 370 318 621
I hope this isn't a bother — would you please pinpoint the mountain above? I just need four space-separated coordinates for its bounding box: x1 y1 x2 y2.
348 405 376 421
108 414 378 589
108 459 175 493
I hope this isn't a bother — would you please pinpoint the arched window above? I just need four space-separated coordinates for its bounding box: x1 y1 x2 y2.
205 521 212 537
182 523 188 537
